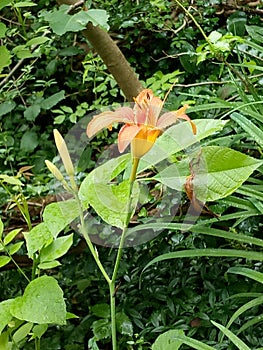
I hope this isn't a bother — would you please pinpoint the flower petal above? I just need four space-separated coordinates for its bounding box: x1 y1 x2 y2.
86 107 134 137
118 124 141 153
157 105 196 134
134 89 163 126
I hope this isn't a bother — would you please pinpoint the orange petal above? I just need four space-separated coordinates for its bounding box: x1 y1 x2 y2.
118 124 141 153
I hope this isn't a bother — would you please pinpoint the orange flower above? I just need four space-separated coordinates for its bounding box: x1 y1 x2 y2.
87 89 196 159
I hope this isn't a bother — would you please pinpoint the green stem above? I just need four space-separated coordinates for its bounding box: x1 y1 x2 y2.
109 156 140 350
74 192 111 284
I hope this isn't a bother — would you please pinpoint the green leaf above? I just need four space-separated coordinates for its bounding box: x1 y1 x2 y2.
0 23 7 38
246 25 263 44
42 200 80 238
211 321 250 350
91 319 111 341
26 36 49 47
13 322 33 344
0 0 11 10
0 332 8 349
0 174 22 186
40 91 65 110
43 6 109 35
152 329 184 350
140 119 228 171
31 324 48 340
193 146 262 202
3 228 22 245
38 260 61 269
0 299 14 333
0 45 11 72
79 155 139 229
0 218 3 238
13 1 37 7
116 312 133 336
10 275 67 325
228 267 263 284
24 222 53 258
7 241 24 255
20 131 39 152
0 101 16 117
40 234 73 263
142 249 263 273
0 256 11 268
231 112 263 147
24 104 41 121
91 304 110 318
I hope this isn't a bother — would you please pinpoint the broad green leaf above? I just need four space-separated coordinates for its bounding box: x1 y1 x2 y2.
42 200 79 238
79 155 139 229
0 100 16 117
91 304 110 319
31 324 48 340
116 312 133 337
231 112 263 147
193 146 262 202
91 319 111 341
0 256 11 268
10 275 67 325
40 91 65 110
140 119 228 171
13 322 33 344
0 174 22 186
24 222 53 258
24 104 41 121
40 234 73 263
20 131 39 152
152 329 184 350
0 299 14 333
246 25 263 44
0 0 11 10
0 45 11 72
142 249 263 274
43 5 109 35
12 44 34 59
228 266 263 284
3 228 22 245
211 321 251 350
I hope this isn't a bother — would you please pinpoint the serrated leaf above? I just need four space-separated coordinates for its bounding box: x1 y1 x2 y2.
40 234 73 263
91 319 111 341
10 275 67 325
3 228 22 245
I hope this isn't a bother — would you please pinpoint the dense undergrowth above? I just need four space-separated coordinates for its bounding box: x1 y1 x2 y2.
0 0 263 349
